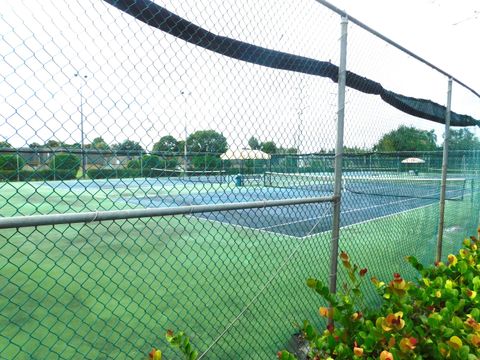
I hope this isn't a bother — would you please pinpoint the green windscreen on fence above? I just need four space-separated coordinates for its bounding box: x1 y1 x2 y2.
1 1 480 359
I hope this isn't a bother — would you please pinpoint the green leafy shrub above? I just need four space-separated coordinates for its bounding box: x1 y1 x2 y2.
191 155 222 171
0 169 77 181
48 153 80 171
0 154 25 170
148 330 197 360
86 168 167 179
127 155 164 170
278 229 480 359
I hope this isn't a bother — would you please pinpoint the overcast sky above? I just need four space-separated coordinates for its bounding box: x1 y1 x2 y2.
1 0 479 152
328 0 480 86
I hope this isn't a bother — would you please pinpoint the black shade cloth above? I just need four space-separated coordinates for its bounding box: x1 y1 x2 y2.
104 0 480 127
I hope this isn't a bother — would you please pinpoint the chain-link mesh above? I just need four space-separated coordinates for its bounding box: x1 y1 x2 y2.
1 1 480 359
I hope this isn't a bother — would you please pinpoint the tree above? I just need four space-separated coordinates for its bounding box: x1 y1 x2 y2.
62 143 81 149
186 130 227 171
0 154 25 170
177 140 186 154
87 137 110 150
344 146 369 154
127 154 164 169
48 153 80 171
248 136 261 150
373 126 437 152
112 139 144 153
186 130 227 154
0 141 12 148
448 128 480 151
191 155 222 171
278 147 298 154
153 135 179 154
44 140 61 148
29 142 42 149
261 141 277 154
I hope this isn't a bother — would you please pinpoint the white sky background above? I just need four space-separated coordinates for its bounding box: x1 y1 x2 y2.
0 0 479 152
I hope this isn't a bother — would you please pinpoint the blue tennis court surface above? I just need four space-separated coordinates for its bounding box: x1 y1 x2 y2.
41 175 469 238
125 184 466 238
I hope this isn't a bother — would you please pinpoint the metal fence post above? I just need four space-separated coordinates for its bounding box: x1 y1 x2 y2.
329 15 348 296
436 77 453 263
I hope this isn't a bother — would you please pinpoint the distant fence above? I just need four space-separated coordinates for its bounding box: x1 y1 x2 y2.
1 1 480 359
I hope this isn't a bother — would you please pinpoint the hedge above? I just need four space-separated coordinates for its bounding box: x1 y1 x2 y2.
86 168 162 179
48 153 81 171
0 169 78 181
0 154 26 171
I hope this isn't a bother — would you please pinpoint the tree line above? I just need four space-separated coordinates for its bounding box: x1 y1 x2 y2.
1 126 479 156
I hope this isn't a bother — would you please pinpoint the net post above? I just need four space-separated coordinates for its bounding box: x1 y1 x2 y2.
329 15 348 299
16 152 20 181
436 77 453 263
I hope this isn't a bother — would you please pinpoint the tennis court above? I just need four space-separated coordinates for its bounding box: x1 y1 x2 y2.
3 1 480 359
110 172 468 238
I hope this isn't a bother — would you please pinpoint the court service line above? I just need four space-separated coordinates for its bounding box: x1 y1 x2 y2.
299 200 439 240
259 195 432 232
191 214 304 241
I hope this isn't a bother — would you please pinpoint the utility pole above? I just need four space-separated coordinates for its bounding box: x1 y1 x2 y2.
180 90 191 175
74 73 88 179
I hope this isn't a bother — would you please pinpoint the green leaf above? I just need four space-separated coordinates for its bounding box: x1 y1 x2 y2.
459 345 470 358
472 276 480 290
414 325 426 337
470 308 480 320
189 350 199 360
458 261 468 274
428 314 442 328
442 327 454 338
304 324 315 340
352 288 361 297
306 278 317 288
451 316 463 329
327 335 336 350
406 256 424 271
278 350 297 360
364 335 377 350
433 276 444 287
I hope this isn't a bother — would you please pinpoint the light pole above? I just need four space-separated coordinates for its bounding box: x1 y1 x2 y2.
180 90 191 176
74 73 88 179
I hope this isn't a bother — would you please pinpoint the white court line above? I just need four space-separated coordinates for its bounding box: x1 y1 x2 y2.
191 213 303 241
186 188 468 240
259 195 431 231
298 201 437 240
299 191 465 240
191 196 433 240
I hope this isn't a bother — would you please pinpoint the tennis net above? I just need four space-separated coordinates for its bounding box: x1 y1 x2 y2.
151 169 228 184
263 171 468 200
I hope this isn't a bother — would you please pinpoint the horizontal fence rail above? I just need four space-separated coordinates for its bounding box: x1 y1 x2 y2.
0 195 335 229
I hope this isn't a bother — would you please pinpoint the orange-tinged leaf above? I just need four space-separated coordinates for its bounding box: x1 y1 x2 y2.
353 346 364 356
319 307 329 317
447 336 462 350
399 337 417 352
447 254 458 265
379 350 394 360
470 334 480 347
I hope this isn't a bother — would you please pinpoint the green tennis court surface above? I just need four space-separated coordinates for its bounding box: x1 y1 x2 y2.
1 177 478 358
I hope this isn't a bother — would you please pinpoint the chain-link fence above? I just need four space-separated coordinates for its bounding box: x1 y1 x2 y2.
1 0 480 358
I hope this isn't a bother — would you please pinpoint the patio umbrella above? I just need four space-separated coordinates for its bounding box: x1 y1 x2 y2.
220 149 271 160
401 157 425 164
